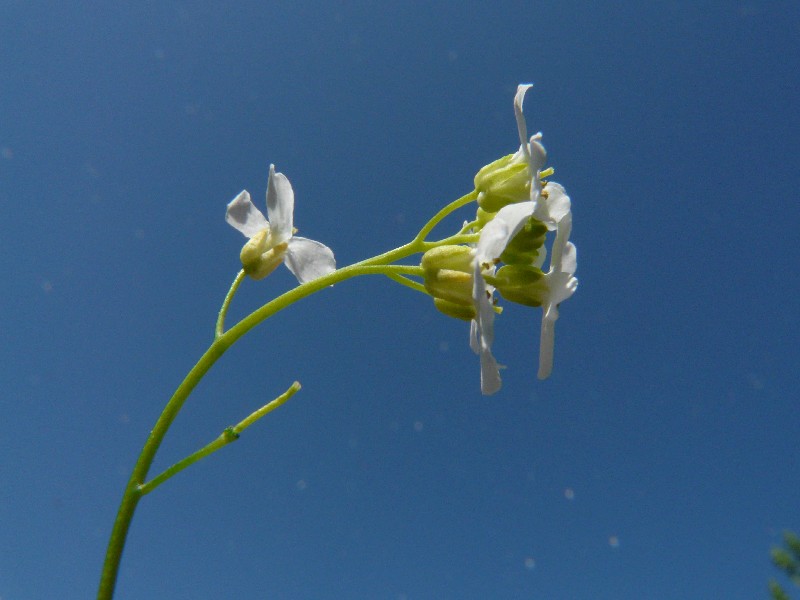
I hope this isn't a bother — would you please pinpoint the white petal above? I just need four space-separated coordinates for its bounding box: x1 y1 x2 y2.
538 315 555 380
266 164 295 243
475 201 534 263
546 272 578 307
473 273 495 346
284 237 336 283
549 212 573 271
528 134 546 204
560 242 577 276
470 319 480 354
226 190 269 238
532 244 547 269
480 343 502 395
514 84 533 150
536 182 571 229
530 133 547 174
471 200 537 393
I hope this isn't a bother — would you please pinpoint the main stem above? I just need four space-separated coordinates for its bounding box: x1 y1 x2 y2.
97 188 478 599
96 242 422 600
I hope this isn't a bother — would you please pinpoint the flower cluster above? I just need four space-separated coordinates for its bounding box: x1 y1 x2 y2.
223 86 576 397
423 84 578 394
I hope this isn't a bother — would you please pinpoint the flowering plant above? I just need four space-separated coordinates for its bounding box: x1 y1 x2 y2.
97 84 578 599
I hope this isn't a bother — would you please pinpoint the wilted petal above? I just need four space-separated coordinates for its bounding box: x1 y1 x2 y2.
266 164 295 244
226 190 269 238
560 241 577 278
546 271 578 312
471 261 502 395
284 237 336 284
480 341 502 395
529 134 547 174
549 212 573 270
469 319 480 354
538 316 555 380
471 200 539 395
538 213 578 379
514 84 533 151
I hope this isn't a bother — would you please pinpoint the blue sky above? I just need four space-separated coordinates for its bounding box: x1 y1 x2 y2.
2 2 799 599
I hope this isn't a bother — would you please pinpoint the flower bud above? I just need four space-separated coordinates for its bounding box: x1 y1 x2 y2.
486 264 548 307
433 298 476 321
421 245 473 272
475 207 496 229
421 245 475 309
474 152 532 213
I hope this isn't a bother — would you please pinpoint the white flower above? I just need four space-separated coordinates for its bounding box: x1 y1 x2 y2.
472 201 538 394
226 165 336 283
538 212 578 379
471 198 577 391
468 84 579 393
473 84 549 214
513 84 547 191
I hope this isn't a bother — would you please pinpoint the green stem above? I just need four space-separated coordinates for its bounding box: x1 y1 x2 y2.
216 270 246 338
97 247 422 600
421 233 480 251
384 272 428 296
414 190 478 243
458 219 479 234
98 188 477 598
140 382 301 495
141 428 238 496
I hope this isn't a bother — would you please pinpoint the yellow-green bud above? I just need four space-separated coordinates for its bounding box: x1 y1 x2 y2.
421 245 475 308
475 207 496 229
486 264 548 307
433 298 476 321
474 152 532 213
421 245 473 272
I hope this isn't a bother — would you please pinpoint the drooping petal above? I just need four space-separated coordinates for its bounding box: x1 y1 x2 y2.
226 190 269 238
471 261 502 394
514 84 533 152
469 319 480 354
471 200 539 395
538 315 555 380
476 201 535 263
560 241 577 278
537 212 578 380
266 164 295 244
284 237 336 284
546 271 579 310
548 211 573 271
473 272 496 344
529 133 547 173
479 340 502 395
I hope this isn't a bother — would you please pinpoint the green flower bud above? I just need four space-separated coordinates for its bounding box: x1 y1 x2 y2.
421 245 473 272
475 207 496 229
486 264 548 307
421 245 475 308
474 152 532 213
433 298 476 321
424 267 473 306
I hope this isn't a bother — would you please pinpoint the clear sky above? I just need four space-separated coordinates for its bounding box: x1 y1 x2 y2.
2 2 799 599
